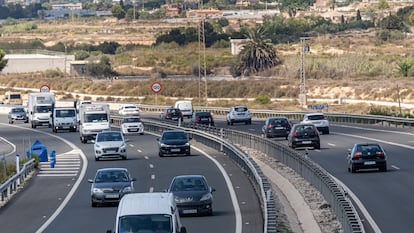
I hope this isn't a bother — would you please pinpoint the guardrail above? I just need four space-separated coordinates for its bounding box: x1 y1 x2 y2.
0 159 36 204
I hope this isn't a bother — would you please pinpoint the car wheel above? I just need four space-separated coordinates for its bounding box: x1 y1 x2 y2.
95 156 99 161
206 209 213 216
325 129 330 134
230 120 234 125
349 164 356 173
159 151 164 157
226 120 230 125
186 151 191 156
9 120 13 124
24 120 28 123
81 136 87 144
380 165 387 172
91 200 97 207
315 143 321 150
140 132 144 135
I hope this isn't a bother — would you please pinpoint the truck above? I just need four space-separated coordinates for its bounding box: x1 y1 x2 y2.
27 92 55 128
78 103 110 144
50 107 78 133
4 91 23 105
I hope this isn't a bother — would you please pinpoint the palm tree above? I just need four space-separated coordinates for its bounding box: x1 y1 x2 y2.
236 26 281 76
0 49 8 72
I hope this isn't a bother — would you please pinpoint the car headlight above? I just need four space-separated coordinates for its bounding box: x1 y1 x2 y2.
160 143 167 147
122 186 133 193
95 144 101 148
174 196 192 203
92 188 104 194
200 193 213 201
120 143 126 148
185 142 190 146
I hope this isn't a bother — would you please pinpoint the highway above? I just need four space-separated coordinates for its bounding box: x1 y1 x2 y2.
0 114 262 233
2 111 414 233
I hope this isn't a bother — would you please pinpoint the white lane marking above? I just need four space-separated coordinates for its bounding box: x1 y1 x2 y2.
129 144 134 148
144 156 149 160
149 164 154 169
137 149 142 153
151 174 155 180
335 124 414 136
149 187 154 193
192 146 243 233
327 143 336 147
391 165 400 170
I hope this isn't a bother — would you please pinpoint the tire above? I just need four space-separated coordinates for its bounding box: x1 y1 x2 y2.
380 165 387 172
325 128 330 134
122 156 127 160
95 156 99 161
159 151 164 157
315 143 321 150
186 151 191 156
230 120 233 125
81 136 87 144
91 200 97 207
349 164 356 173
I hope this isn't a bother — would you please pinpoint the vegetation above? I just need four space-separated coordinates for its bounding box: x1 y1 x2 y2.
0 49 7 72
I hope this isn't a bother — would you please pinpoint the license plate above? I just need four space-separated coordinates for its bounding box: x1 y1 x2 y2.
106 194 119 198
302 141 312 144
182 209 197 214
172 117 178 120
129 128 138 131
275 127 284 130
364 161 376 165
171 148 180 152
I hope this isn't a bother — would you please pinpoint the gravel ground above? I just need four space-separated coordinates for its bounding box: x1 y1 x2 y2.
241 146 344 233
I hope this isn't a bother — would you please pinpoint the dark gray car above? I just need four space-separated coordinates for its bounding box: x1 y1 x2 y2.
157 130 192 157
347 142 387 173
167 175 215 216
287 123 321 149
88 168 136 207
262 116 291 139
8 107 28 124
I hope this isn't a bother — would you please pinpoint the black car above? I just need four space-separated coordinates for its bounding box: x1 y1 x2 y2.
8 107 28 124
287 123 320 149
167 175 215 216
157 130 192 157
347 142 387 173
262 116 291 139
191 111 214 126
88 168 136 207
160 107 183 121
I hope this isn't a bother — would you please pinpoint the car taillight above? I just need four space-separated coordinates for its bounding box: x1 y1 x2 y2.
166 113 170 117
292 132 297 137
376 152 385 157
353 152 362 159
315 130 319 136
267 125 274 129
324 117 328 120
196 117 201 121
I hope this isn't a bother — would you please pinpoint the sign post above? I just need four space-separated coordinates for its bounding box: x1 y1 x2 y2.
151 82 162 105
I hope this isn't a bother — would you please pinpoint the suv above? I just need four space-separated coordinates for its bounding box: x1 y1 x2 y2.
226 105 251 125
8 107 28 124
301 113 330 134
157 130 192 157
287 123 321 149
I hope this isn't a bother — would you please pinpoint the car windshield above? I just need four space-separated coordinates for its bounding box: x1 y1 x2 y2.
118 214 172 233
234 107 248 112
56 110 76 117
95 170 129 183
355 144 382 153
171 177 208 191
271 119 288 126
124 118 141 123
162 132 187 140
295 125 315 133
12 108 25 113
85 113 108 123
307 115 325 120
35 106 53 113
97 132 123 142
167 108 179 113
197 112 211 117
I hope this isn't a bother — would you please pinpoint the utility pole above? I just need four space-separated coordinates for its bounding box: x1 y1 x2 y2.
299 37 310 107
198 0 207 107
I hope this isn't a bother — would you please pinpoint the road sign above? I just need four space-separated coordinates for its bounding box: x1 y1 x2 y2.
151 82 162 93
40 85 50 93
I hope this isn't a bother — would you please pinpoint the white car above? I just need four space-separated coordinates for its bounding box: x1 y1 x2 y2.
120 117 144 135
226 105 252 125
118 104 140 116
301 113 330 134
94 131 128 161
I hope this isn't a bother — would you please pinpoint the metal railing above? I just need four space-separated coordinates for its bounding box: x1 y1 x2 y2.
0 159 36 203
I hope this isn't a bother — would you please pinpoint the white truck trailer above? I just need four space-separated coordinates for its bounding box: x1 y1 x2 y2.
78 103 110 143
27 92 55 128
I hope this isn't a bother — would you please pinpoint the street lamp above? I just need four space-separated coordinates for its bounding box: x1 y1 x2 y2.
299 37 310 107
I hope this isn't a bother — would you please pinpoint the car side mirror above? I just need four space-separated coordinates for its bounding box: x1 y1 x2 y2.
87 179 94 183
210 187 216 193
156 138 160 141
124 138 130 142
347 149 351 155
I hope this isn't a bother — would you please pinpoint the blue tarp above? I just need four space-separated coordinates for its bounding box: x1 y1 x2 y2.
27 140 48 162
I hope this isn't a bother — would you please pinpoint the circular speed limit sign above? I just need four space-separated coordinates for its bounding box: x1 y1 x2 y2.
151 82 162 93
40 85 50 93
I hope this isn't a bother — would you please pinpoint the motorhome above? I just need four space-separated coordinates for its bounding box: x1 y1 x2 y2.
78 103 110 143
27 92 55 128
50 107 77 133
4 91 23 105
109 192 187 233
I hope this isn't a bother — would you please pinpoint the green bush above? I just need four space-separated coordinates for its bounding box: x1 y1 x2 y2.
255 95 272 104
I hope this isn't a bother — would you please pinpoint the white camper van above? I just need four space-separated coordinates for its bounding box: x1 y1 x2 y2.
109 192 187 233
27 92 55 128
78 104 110 143
174 100 193 119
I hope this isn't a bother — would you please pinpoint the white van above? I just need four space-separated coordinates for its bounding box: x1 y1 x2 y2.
174 100 193 118
109 192 187 233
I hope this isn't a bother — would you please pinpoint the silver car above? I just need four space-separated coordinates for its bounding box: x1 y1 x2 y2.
8 107 28 124
94 131 128 161
226 105 252 125
301 113 330 134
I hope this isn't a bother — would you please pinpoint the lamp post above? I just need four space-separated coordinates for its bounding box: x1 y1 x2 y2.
299 37 310 107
